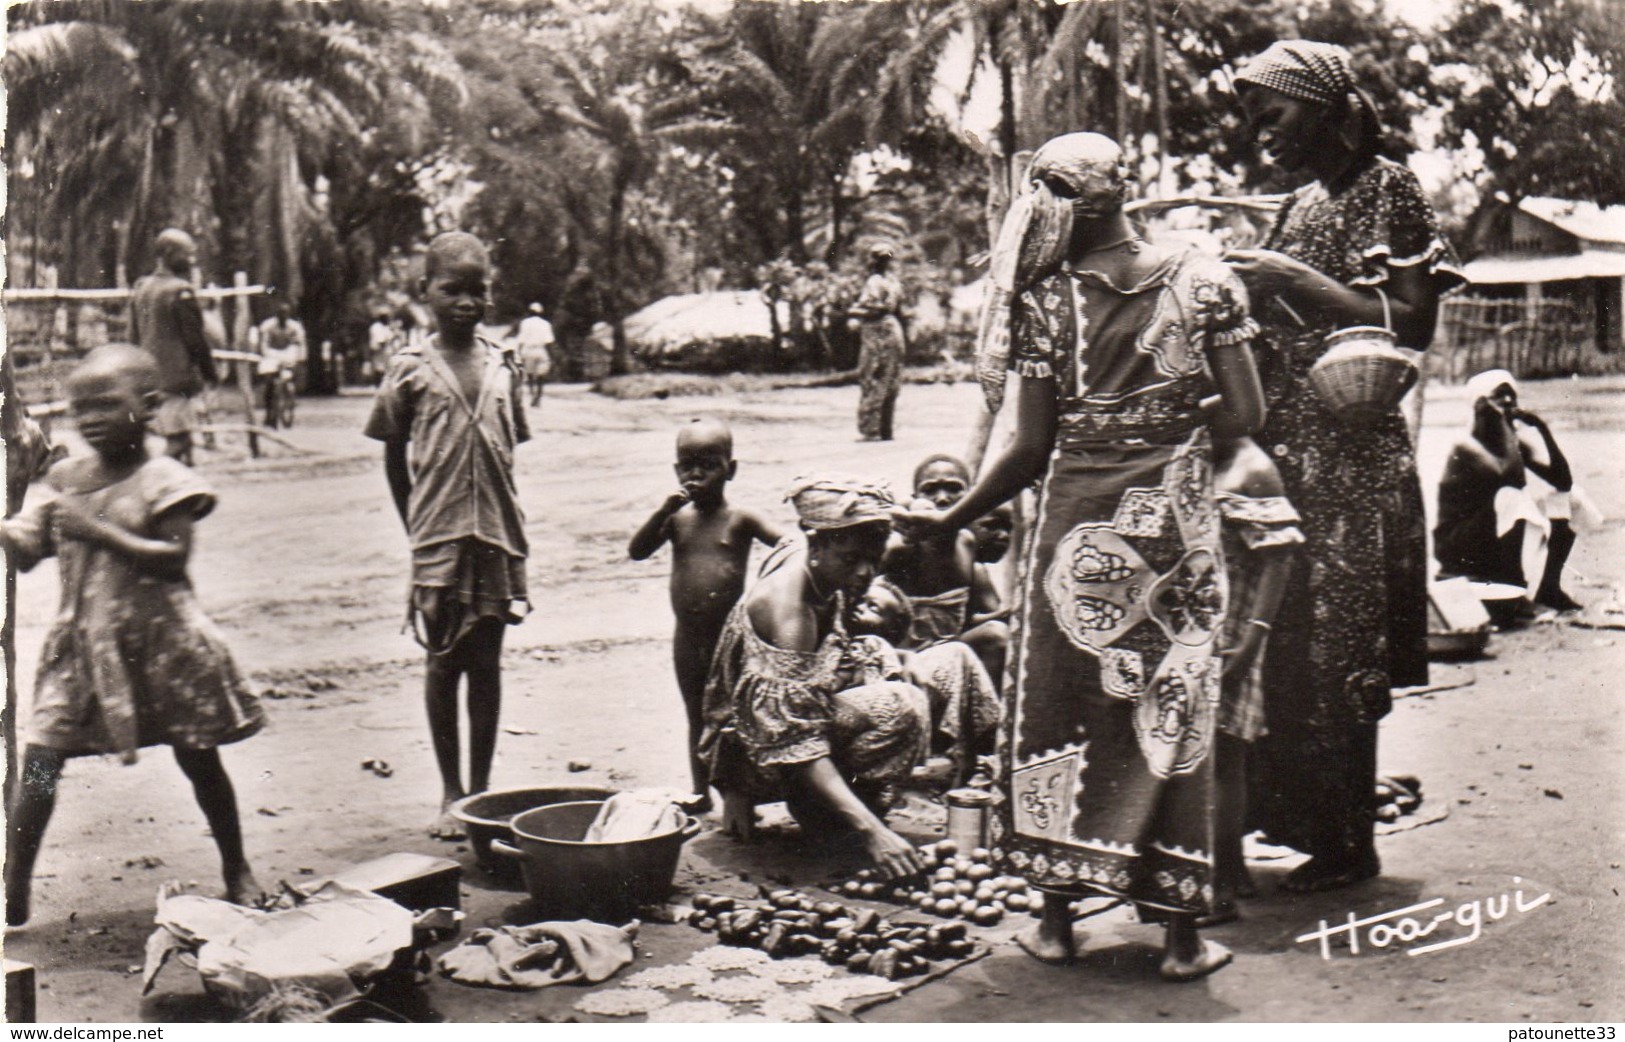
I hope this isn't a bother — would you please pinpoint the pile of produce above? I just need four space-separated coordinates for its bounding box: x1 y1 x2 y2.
687 888 976 981
831 839 1042 927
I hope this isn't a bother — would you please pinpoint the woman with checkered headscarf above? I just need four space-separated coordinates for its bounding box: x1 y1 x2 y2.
1223 41 1466 895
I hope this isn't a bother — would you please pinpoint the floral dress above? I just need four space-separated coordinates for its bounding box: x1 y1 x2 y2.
1247 156 1464 863
853 272 905 440
698 541 929 803
992 249 1256 914
8 456 263 759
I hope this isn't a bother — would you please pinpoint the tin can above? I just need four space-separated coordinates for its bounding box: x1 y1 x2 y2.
945 787 994 852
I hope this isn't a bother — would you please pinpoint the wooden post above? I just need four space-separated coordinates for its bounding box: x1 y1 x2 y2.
232 271 259 458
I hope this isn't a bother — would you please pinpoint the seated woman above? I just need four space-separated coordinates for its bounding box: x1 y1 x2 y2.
849 578 1000 782
882 454 1010 683
698 477 928 880
1435 369 1579 625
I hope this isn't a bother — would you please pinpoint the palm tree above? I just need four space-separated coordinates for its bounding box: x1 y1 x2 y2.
5 0 465 387
530 6 731 375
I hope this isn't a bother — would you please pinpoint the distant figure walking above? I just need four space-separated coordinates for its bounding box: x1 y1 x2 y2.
851 243 906 441
516 303 556 408
129 229 217 464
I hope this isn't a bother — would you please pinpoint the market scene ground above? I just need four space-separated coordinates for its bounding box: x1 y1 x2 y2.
5 377 1622 1023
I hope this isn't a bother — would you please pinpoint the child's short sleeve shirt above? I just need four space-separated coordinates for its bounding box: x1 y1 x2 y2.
364 336 529 556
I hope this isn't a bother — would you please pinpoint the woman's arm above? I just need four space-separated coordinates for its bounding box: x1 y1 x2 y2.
785 758 924 879
1224 251 1441 348
1206 343 1265 437
929 375 1058 534
51 499 193 582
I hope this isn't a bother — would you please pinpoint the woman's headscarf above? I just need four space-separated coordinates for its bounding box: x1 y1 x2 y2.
974 133 1131 412
786 476 897 531
1233 40 1380 144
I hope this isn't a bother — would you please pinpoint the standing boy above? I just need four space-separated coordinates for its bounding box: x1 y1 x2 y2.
629 418 783 809
130 229 217 464
366 232 530 839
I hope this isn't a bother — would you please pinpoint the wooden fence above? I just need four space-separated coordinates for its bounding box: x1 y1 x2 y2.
3 271 282 455
1431 293 1619 381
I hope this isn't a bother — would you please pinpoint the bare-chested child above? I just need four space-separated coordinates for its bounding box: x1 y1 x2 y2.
629 418 783 810
881 454 1008 683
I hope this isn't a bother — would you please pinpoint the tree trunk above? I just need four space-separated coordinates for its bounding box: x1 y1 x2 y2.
785 181 809 265
1112 0 1129 149
1143 0 1171 196
828 168 846 265
608 179 631 376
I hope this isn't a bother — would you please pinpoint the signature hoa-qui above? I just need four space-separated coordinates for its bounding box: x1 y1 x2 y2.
1297 877 1550 959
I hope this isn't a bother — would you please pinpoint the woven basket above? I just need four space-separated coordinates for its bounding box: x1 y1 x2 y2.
1309 326 1417 423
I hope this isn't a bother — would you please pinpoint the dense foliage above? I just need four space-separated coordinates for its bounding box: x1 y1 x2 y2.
7 0 1621 381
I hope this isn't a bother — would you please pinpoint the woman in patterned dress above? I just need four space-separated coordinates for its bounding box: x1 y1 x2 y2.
1225 41 1465 892
899 133 1264 979
851 244 907 441
699 477 929 881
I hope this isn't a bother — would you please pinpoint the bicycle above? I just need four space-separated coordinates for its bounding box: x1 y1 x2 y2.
263 365 297 430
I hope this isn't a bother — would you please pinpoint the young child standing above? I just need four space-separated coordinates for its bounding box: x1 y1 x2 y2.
365 232 530 840
1212 435 1302 922
629 418 783 810
3 345 264 926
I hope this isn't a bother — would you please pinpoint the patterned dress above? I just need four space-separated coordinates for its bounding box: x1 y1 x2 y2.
1247 156 1464 862
854 273 905 440
992 249 1256 914
699 542 929 804
8 456 263 758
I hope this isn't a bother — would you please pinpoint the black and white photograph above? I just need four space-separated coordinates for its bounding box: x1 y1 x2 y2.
2 0 1621 1027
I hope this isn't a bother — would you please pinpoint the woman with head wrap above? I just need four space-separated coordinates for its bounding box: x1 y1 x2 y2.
899 132 1264 978
1222 40 1466 892
1435 369 1580 625
697 476 928 879
850 243 907 441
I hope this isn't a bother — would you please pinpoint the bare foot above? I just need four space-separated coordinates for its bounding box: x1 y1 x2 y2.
1161 938 1232 982
1014 920 1077 965
429 802 467 841
225 865 265 907
720 792 757 842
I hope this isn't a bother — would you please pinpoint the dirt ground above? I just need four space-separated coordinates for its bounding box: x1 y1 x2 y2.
4 376 1622 1023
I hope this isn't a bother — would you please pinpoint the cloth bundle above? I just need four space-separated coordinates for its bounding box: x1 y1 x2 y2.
437 920 639 990
584 791 687 843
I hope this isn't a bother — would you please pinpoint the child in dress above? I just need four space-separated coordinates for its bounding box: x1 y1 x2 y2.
2 345 264 926
365 232 531 840
1212 435 1303 922
629 418 783 810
